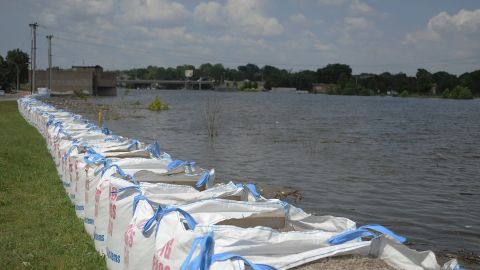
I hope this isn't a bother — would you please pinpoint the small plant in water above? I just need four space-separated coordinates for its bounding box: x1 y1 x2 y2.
73 89 87 100
148 96 169 111
204 96 222 137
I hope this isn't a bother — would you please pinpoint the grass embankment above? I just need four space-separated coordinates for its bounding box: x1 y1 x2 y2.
0 101 105 269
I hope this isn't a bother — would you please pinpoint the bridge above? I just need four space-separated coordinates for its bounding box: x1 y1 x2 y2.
117 79 215 90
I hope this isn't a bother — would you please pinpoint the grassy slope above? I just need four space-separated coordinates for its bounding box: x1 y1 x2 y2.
0 101 105 269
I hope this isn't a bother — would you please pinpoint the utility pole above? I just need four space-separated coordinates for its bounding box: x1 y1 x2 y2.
46 35 53 91
29 22 38 94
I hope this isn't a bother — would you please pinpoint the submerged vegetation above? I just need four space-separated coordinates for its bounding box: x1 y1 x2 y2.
204 96 222 137
148 96 169 111
73 89 87 99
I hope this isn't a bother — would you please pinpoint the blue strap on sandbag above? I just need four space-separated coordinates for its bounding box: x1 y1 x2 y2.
127 139 138 150
142 205 163 235
142 206 198 236
46 118 54 127
101 124 110 135
167 160 196 172
56 128 70 138
104 135 120 142
63 140 82 160
211 253 277 270
112 185 143 215
99 164 129 178
146 141 161 159
196 171 210 188
246 184 261 199
86 122 96 129
167 160 185 171
234 183 261 199
181 232 277 270
132 194 148 216
184 161 196 174
328 224 406 245
180 233 214 270
53 121 63 131
84 149 105 165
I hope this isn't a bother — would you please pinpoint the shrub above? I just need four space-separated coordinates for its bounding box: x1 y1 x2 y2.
450 86 473 99
441 89 450 99
358 88 372 96
399 90 409 97
148 96 169 111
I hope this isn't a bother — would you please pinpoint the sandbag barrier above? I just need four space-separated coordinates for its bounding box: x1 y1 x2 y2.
17 96 463 270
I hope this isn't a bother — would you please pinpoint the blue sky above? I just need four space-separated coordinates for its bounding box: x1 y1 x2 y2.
1 0 479 75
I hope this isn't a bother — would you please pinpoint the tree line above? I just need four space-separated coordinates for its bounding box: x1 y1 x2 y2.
116 63 479 97
0 48 478 98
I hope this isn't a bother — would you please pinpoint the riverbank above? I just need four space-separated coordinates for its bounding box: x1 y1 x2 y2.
0 101 105 269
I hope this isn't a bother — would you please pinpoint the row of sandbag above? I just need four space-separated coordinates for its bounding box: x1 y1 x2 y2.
17 96 461 270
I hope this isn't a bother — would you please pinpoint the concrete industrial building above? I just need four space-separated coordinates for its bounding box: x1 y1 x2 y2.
32 65 116 96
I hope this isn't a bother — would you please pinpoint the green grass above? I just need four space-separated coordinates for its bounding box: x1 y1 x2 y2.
0 101 105 269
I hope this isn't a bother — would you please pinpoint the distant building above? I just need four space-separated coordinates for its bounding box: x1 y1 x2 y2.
32 65 116 96
311 83 335 94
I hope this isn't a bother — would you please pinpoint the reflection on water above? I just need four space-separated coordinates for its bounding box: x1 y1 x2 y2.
54 89 480 265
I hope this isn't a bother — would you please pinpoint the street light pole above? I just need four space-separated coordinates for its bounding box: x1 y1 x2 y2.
15 64 19 92
29 22 38 94
46 35 53 91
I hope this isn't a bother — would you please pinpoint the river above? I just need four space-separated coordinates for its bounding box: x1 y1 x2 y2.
52 89 480 266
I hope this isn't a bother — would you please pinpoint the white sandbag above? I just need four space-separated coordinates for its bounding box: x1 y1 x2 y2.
369 236 460 270
152 204 409 270
93 158 183 254
65 140 146 208
124 199 352 270
93 161 214 254
85 150 171 236
106 180 251 270
123 192 270 270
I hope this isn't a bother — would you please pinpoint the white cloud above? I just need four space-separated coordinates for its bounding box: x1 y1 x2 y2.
344 16 373 29
317 0 345 6
290 13 307 25
61 0 114 16
194 2 223 25
38 11 56 26
193 0 284 37
121 0 190 22
349 0 373 14
405 9 480 44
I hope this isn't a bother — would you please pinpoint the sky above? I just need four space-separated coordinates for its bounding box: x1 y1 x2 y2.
0 0 479 75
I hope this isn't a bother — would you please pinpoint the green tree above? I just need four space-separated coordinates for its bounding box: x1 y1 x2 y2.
210 63 225 83
0 55 10 89
6 49 29 87
432 71 457 94
198 63 213 78
238 63 260 81
416 68 433 94
459 70 480 96
317 63 352 84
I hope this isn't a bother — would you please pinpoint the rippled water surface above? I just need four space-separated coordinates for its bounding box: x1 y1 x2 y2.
81 90 480 262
